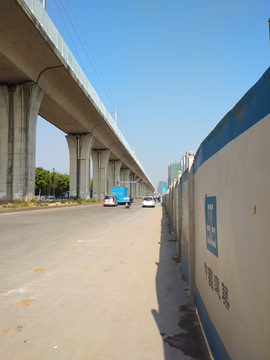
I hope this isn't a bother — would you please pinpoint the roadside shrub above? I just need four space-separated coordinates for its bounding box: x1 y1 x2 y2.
1 203 13 209
85 199 96 203
31 199 43 206
14 200 28 208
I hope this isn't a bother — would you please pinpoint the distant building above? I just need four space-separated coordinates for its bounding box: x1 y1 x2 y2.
158 181 167 194
168 162 180 186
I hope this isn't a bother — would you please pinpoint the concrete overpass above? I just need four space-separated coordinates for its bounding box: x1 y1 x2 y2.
0 0 154 201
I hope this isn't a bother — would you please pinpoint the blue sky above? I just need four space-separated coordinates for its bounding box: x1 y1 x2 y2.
36 0 270 189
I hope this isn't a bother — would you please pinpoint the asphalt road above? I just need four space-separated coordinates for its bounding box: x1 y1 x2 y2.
0 200 211 360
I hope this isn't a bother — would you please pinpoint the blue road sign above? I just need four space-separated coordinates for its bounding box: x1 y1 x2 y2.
205 196 218 257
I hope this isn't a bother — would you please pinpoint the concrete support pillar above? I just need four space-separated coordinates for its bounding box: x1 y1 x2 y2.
139 182 143 198
66 133 95 199
120 168 131 194
129 173 135 198
141 183 146 197
92 149 110 199
141 183 144 197
107 160 122 193
139 183 143 198
107 161 114 193
0 83 44 201
188 151 195 305
135 177 140 198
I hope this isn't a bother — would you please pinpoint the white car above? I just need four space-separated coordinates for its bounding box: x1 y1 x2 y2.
142 196 155 207
103 195 118 207
46 196 56 202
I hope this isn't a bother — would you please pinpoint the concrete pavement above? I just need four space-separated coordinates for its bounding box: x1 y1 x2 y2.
0 201 211 359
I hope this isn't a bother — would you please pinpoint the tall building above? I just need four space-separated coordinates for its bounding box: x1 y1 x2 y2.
158 181 167 194
168 162 180 186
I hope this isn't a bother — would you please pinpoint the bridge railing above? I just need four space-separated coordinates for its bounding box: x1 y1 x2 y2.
22 0 153 188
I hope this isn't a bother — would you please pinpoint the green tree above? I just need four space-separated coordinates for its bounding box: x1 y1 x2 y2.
35 167 50 195
56 173 69 195
90 179 93 192
49 171 69 197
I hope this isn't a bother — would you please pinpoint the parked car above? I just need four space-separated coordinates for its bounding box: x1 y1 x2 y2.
142 196 155 207
103 195 118 207
46 196 56 202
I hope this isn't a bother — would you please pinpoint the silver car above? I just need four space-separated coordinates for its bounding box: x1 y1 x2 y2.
142 196 155 207
103 195 118 207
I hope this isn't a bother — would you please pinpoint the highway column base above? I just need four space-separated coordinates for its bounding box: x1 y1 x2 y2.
66 133 95 199
107 160 122 192
0 83 44 201
92 149 110 199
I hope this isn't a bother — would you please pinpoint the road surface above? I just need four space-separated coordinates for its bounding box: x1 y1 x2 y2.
0 201 211 360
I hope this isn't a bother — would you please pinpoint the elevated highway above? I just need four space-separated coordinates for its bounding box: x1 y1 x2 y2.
0 0 154 200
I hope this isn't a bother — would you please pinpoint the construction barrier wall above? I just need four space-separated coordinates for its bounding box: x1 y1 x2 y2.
179 170 189 284
163 67 270 360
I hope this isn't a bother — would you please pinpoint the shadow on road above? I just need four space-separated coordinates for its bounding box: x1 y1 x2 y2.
151 205 211 360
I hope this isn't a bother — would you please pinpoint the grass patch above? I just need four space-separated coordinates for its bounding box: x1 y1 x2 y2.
13 200 28 208
0 197 103 209
85 198 97 203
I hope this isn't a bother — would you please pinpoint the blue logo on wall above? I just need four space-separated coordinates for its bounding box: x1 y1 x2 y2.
162 184 167 193
205 196 218 257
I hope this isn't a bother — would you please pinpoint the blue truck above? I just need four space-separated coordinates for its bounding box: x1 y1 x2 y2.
112 186 129 204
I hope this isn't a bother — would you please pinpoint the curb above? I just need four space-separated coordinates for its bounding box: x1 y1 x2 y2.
0 202 101 214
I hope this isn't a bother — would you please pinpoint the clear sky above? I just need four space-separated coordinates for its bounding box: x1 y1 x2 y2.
36 0 270 189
